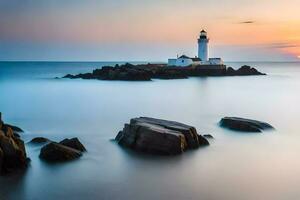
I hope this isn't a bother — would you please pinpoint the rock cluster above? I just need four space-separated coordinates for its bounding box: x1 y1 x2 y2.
226 65 265 76
39 137 86 162
115 117 209 155
220 117 274 132
63 63 266 81
0 113 28 174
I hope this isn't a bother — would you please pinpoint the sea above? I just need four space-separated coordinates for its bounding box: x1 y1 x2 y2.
0 61 300 200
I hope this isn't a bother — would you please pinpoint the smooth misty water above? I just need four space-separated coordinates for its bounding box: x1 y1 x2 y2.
0 61 300 200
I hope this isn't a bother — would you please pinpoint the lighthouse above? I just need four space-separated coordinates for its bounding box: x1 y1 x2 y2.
167 29 223 66
198 30 209 62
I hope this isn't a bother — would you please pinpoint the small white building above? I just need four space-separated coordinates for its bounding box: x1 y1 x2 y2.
168 30 223 67
168 55 201 67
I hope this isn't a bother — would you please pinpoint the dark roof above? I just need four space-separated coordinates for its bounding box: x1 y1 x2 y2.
191 58 201 61
178 55 191 59
201 29 206 33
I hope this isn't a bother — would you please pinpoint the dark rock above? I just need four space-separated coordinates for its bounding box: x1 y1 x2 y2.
59 138 86 152
29 137 49 144
197 134 210 145
226 65 266 76
4 124 24 133
226 67 236 76
0 112 28 174
63 74 75 79
0 148 3 173
39 142 82 162
116 117 209 155
220 117 274 132
14 133 21 138
203 134 214 139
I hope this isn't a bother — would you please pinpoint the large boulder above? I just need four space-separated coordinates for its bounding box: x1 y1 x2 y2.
0 112 28 173
220 117 274 132
59 138 86 152
40 142 82 162
115 117 209 155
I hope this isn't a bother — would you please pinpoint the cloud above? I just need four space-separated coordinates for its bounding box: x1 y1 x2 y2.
239 21 255 24
264 42 300 49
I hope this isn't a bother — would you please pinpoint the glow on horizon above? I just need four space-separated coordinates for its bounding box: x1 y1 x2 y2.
1 0 300 61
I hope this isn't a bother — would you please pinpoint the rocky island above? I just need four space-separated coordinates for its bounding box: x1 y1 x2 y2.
62 63 266 81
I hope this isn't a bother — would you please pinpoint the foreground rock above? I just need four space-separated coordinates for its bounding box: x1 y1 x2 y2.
0 113 28 174
40 142 82 162
62 63 266 81
59 138 86 152
220 117 274 132
115 117 209 155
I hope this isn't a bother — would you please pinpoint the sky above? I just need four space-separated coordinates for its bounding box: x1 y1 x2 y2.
1 0 300 61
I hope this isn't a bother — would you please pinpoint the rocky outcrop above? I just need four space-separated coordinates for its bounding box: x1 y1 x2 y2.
59 138 86 152
29 137 49 144
115 117 209 155
62 63 266 81
220 117 274 132
39 142 82 162
39 137 86 162
0 113 28 174
225 65 265 76
5 124 24 133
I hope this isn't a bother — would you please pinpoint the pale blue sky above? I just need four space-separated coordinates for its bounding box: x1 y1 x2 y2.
1 0 300 61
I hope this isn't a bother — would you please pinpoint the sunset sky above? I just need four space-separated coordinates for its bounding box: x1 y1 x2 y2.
1 0 300 61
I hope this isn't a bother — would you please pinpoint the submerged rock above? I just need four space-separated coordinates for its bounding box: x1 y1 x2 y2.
29 137 50 144
220 117 274 132
40 142 82 162
59 138 86 152
0 112 28 174
115 117 209 155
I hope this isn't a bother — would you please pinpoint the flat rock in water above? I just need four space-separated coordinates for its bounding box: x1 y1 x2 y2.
220 117 274 132
59 138 86 152
39 142 82 162
115 117 209 155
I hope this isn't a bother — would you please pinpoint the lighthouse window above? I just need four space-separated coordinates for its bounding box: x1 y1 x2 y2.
182 60 184 63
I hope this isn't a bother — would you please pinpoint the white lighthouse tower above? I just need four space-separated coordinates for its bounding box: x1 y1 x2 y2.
198 30 209 62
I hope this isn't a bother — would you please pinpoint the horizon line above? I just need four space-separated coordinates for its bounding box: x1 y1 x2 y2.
1 60 300 63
